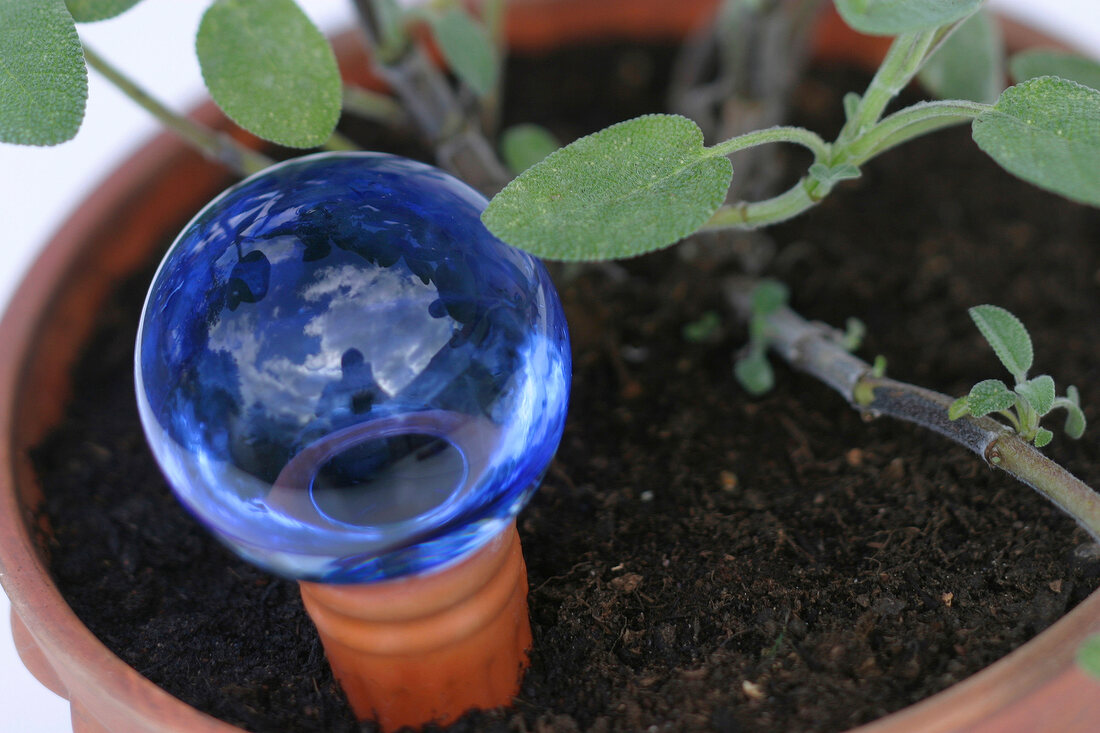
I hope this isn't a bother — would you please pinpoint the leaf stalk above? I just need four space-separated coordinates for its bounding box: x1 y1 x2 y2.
82 45 272 178
707 125 830 161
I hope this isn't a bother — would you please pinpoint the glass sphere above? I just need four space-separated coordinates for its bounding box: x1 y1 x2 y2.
135 152 571 583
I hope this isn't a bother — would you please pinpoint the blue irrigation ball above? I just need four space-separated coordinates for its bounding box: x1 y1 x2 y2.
136 152 571 582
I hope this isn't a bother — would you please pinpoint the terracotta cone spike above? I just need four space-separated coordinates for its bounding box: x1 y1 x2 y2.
298 521 532 731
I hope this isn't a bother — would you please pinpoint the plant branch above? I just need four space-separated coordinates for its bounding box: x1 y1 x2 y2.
352 0 510 194
703 176 819 230
82 45 272 178
724 277 1100 542
342 84 407 126
837 28 940 145
707 125 830 161
848 99 989 163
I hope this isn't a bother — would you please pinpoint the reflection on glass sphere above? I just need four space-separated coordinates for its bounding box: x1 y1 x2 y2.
135 152 571 582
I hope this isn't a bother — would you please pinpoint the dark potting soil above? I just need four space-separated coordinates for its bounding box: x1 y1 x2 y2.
30 40 1100 733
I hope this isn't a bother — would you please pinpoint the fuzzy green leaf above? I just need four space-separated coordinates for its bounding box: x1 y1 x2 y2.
833 0 983 36
1057 385 1087 439
65 0 142 22
918 8 1003 103
483 114 733 261
427 7 498 97
197 0 341 148
1078 634 1100 680
1033 427 1053 448
500 123 560 174
1016 374 1055 415
735 351 774 396
966 379 1016 418
972 77 1100 208
1064 407 1087 439
752 279 789 315
843 92 861 122
0 0 87 145
948 395 971 420
808 162 862 187
1011 50 1100 92
968 305 1033 381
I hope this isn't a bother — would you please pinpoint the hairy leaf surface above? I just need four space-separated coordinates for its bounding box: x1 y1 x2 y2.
0 0 87 145
968 305 1033 380
197 0 340 148
834 0 982 36
65 0 142 22
973 77 1100 207
965 379 1016 418
483 115 733 261
1015 374 1055 415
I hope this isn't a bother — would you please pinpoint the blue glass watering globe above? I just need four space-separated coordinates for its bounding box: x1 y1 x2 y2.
135 152 571 583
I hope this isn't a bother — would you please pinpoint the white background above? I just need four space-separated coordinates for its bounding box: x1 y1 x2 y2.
0 2 1097 731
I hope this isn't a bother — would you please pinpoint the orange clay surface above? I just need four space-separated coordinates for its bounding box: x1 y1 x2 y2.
299 521 531 731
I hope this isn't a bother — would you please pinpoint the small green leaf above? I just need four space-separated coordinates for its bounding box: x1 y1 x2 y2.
735 351 774 396
500 123 560 174
752 279 789 316
872 355 887 378
833 0 983 36
843 92 861 122
749 313 775 344
1078 634 1100 680
808 162 862 187
918 8 1003 103
682 311 722 343
0 0 88 145
65 0 142 22
371 0 406 52
972 77 1100 208
1033 427 1053 448
1016 374 1056 415
966 379 1016 418
1065 407 1087 439
1056 385 1087 439
968 305 1033 381
197 0 341 148
483 114 733 261
1011 49 1100 92
841 317 866 352
426 6 498 97
948 395 971 420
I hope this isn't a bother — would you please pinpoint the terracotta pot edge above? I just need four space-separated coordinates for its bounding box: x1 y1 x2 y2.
0 4 1097 732
0 111 244 733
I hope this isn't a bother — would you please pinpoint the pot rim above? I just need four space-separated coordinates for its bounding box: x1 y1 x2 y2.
0 105 241 731
2 4 1100 732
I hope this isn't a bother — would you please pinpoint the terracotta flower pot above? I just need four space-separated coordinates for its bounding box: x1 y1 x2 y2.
3 2 1100 731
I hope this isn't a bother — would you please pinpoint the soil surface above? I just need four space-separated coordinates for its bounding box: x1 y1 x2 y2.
31 41 1100 733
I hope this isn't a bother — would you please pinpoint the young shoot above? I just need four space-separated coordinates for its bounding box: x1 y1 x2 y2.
482 1 1100 261
948 305 1086 448
734 279 789 395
